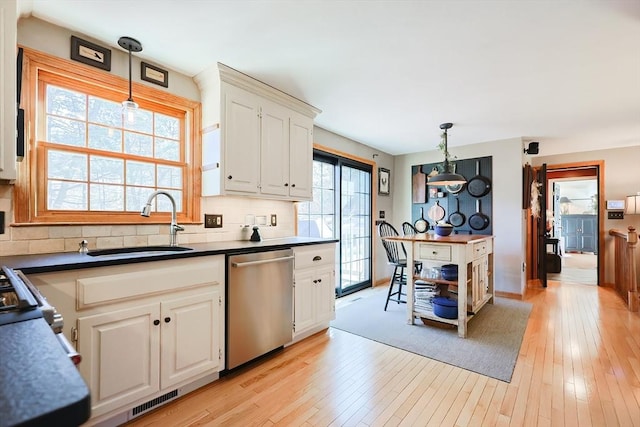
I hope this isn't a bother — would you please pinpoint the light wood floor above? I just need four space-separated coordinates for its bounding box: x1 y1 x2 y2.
125 280 640 426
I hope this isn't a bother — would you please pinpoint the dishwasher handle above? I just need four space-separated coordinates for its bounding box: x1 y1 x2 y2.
231 255 294 268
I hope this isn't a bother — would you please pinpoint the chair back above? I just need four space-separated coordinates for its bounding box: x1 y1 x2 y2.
402 222 417 236
378 221 407 264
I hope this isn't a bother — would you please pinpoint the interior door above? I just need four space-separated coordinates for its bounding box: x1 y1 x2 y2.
537 163 548 287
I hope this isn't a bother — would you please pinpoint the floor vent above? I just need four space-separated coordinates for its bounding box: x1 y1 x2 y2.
130 389 178 418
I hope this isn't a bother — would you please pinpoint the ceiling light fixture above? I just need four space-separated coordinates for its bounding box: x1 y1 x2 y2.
118 36 143 123
427 122 467 186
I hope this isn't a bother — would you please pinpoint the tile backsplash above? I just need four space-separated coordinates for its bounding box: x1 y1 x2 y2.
0 185 296 256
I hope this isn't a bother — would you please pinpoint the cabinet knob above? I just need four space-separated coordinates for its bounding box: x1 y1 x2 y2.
228 175 232 180
317 278 322 283
313 280 318 284
164 317 171 323
291 184 296 188
153 320 160 326
284 183 289 187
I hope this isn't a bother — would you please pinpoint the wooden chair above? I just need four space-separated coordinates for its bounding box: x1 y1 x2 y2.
378 221 422 311
402 222 417 236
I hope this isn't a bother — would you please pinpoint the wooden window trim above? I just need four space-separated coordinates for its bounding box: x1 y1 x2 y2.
15 46 201 225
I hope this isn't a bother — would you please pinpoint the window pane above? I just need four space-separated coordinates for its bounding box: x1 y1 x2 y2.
88 97 121 127
48 180 87 210
46 85 85 120
90 184 124 211
155 113 179 139
125 132 153 157
155 137 180 161
90 156 123 184
126 161 155 187
156 190 182 212
124 109 153 134
88 124 122 152
48 150 87 181
47 116 86 147
157 165 182 189
126 187 154 212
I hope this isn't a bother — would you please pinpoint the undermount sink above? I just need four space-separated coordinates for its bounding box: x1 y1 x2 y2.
87 246 193 257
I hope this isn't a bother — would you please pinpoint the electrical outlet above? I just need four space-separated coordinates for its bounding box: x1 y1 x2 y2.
270 214 277 226
204 214 223 228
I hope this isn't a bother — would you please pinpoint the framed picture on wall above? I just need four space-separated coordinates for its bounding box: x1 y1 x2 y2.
378 168 390 195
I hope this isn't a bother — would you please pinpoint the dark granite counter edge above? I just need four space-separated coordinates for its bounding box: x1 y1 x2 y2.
1 237 339 274
0 319 91 427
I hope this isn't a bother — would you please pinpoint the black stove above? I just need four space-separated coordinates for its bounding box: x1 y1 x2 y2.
0 266 50 326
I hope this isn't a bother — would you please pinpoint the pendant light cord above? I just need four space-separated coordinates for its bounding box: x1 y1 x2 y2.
127 48 133 102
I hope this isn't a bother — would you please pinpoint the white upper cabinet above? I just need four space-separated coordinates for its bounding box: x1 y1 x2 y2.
0 0 17 181
198 63 320 201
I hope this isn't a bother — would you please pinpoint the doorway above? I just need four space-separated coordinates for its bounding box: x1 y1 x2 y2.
528 161 603 287
297 151 373 297
548 177 598 285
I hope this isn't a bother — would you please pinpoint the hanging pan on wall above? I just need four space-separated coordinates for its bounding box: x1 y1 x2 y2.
467 160 491 197
414 207 429 233
448 198 466 227
428 200 446 222
469 199 490 231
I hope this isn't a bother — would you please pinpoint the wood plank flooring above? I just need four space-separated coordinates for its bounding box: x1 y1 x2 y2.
125 280 640 426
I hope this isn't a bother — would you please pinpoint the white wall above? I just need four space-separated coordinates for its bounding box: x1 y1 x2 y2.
394 138 526 295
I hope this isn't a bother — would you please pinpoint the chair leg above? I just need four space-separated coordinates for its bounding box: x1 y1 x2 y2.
385 265 400 311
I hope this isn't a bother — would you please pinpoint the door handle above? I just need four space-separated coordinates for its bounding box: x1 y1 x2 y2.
231 255 294 268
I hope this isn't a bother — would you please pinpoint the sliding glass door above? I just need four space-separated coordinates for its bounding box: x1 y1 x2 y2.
297 152 372 297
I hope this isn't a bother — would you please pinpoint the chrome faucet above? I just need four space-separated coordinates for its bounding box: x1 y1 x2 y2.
140 190 184 246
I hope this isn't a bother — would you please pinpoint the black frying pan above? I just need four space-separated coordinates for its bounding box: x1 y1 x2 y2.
469 199 490 231
467 160 491 197
414 207 428 233
448 198 465 227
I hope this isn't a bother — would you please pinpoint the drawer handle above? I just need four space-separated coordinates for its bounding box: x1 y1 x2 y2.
313 256 322 261
432 251 437 255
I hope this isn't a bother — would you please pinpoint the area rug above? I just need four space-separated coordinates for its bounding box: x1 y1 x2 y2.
330 291 532 382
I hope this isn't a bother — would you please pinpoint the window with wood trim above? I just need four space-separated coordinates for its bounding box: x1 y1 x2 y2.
16 48 201 224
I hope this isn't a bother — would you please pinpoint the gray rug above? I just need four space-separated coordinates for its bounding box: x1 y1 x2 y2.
330 292 532 382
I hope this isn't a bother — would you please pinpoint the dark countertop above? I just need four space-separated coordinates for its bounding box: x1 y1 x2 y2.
1 237 338 274
0 236 335 426
0 318 90 427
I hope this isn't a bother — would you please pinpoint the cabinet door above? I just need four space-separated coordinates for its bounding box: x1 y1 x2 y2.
0 0 17 180
161 291 221 389
580 216 597 253
562 216 579 252
78 303 160 417
223 84 260 193
288 112 314 200
293 270 316 334
260 99 290 197
314 266 336 323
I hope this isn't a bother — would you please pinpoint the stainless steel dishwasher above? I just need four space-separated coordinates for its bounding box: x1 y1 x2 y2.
227 248 294 369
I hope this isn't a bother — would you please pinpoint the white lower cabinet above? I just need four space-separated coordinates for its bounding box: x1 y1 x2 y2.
293 244 336 339
28 256 225 423
78 291 220 417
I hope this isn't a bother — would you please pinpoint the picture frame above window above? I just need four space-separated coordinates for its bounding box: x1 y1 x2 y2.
70 36 111 71
141 62 169 88
378 167 390 195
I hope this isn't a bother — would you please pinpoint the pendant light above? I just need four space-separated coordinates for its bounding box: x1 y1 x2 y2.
118 36 143 123
427 122 467 186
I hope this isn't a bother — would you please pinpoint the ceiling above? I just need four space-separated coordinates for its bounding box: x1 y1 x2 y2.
18 0 640 156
